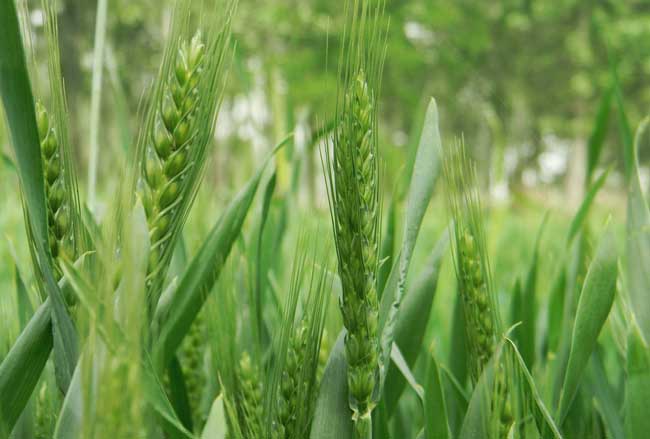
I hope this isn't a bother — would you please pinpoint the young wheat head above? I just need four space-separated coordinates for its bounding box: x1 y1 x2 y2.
36 101 72 280
442 139 513 436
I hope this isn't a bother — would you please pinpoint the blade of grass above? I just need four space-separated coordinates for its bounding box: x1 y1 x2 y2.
567 169 610 245
152 142 286 371
589 347 623 439
14 262 34 329
515 215 547 369
610 63 633 184
168 355 194 432
0 299 52 434
424 352 450 439
254 170 277 352
201 395 228 439
557 224 618 425
586 87 612 186
505 339 563 439
87 0 108 211
378 98 442 391
624 323 650 438
310 333 354 439
458 344 500 439
0 0 78 395
626 117 650 343
384 230 448 415
378 197 397 296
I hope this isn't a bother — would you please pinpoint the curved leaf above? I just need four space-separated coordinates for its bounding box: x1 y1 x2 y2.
309 333 354 439
624 323 650 438
152 144 284 371
384 230 448 415
626 117 650 343
424 352 450 439
557 224 618 425
378 98 442 391
0 0 78 395
201 395 228 439
0 300 52 435
567 169 610 245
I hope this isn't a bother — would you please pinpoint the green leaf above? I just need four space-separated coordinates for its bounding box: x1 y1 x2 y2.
254 170 277 351
445 293 469 436
458 345 500 439
586 87 612 185
448 292 468 390
379 98 442 391
624 323 650 438
0 0 48 246
142 359 196 439
505 339 563 439
424 352 450 439
53 349 85 439
611 64 633 184
557 225 618 425
626 117 650 343
55 257 194 439
167 355 194 432
514 215 547 369
2 152 16 171
14 262 34 330
0 0 78 394
390 344 424 403
545 268 566 357
0 254 85 435
384 230 448 415
378 197 397 296
589 347 623 439
152 149 280 371
510 279 523 335
201 395 228 439
0 300 52 435
567 169 610 245
372 400 390 439
310 333 354 439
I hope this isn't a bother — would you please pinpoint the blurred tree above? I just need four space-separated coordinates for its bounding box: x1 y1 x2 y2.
19 0 650 193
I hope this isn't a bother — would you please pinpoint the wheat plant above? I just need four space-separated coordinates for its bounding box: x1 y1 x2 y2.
443 139 514 437
322 1 386 436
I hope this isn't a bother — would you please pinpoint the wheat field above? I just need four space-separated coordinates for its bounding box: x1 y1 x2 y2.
0 0 648 438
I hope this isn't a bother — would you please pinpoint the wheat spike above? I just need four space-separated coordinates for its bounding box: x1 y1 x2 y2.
443 139 513 436
36 101 72 280
237 351 264 437
142 32 205 288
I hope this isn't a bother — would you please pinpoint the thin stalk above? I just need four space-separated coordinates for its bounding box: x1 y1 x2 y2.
87 0 108 211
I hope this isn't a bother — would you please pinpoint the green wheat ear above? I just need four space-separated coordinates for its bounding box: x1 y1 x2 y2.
322 1 386 436
130 1 236 318
269 249 330 438
442 139 513 435
237 351 264 437
36 100 72 280
142 32 205 287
